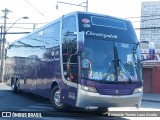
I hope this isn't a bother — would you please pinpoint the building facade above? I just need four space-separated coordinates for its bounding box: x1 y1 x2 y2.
140 1 160 94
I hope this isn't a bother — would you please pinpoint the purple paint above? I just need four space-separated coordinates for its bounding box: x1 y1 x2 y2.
80 79 142 95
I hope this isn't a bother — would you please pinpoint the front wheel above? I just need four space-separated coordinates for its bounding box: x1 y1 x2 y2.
95 107 108 114
50 86 69 111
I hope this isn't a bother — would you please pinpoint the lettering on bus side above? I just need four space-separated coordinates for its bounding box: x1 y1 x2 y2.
85 30 118 39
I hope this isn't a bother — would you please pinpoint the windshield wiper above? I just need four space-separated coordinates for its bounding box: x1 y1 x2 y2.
101 60 115 81
101 59 132 84
119 60 132 83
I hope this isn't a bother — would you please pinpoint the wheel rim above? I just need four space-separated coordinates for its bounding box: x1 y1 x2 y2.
54 90 63 107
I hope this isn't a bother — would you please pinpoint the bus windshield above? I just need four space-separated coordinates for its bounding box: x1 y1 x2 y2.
81 39 142 83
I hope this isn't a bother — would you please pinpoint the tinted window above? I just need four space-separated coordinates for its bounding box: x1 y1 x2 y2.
28 22 60 48
62 15 76 32
91 16 127 30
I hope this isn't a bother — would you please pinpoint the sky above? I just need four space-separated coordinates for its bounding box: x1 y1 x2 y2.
0 0 160 42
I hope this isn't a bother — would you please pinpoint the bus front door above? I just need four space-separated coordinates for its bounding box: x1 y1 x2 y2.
61 54 79 106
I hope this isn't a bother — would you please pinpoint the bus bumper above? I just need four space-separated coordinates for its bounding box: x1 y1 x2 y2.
76 88 142 108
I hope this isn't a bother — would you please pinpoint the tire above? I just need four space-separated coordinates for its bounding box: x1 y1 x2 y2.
95 107 108 114
15 79 21 93
11 78 17 93
50 86 69 111
11 78 20 93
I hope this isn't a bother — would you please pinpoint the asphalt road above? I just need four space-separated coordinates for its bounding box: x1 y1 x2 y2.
0 88 119 120
0 85 160 120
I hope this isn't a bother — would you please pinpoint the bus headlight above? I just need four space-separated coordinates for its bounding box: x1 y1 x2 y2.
133 87 143 94
81 85 97 93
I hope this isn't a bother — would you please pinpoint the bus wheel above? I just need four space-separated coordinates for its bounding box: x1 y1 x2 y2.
11 78 17 93
95 107 108 114
50 86 69 111
15 79 21 93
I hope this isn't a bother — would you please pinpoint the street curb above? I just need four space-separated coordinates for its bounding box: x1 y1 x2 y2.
142 99 160 103
0 83 11 90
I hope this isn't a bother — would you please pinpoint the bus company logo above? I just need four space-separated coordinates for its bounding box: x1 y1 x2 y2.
115 90 119 94
86 31 118 39
82 24 91 28
82 18 90 24
82 18 91 28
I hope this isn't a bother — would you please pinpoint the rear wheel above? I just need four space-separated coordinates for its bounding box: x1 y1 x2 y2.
11 78 17 93
11 78 20 93
50 86 69 111
15 79 21 93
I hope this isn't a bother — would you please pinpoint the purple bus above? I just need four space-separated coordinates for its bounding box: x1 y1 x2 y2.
5 11 154 111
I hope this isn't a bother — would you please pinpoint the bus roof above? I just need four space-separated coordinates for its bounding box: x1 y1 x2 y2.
10 11 131 44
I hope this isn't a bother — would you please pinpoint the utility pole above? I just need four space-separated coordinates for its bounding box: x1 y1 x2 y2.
0 8 11 83
86 0 88 12
0 25 3 75
0 25 2 38
0 25 3 60
33 24 36 31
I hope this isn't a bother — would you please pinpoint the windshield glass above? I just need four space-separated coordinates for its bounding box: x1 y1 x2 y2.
115 42 142 82
81 39 142 83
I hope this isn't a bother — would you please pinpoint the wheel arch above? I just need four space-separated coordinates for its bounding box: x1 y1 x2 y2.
51 80 59 92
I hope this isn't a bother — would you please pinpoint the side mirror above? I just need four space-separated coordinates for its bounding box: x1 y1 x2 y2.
5 48 7 59
140 41 155 61
77 31 85 53
149 42 155 60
